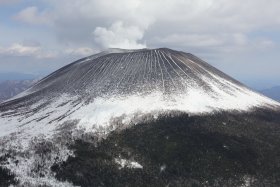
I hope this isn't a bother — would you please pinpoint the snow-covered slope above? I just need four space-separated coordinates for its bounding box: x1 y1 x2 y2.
0 48 279 140
0 48 279 186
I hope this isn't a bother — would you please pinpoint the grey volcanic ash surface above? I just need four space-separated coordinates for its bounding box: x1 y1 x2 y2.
0 48 280 186
0 48 278 137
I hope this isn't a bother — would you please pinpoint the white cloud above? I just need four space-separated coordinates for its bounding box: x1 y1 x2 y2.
10 0 280 53
232 33 248 46
255 39 275 49
65 47 98 56
93 21 146 49
152 32 276 55
14 6 51 25
2 0 280 85
0 43 56 59
7 43 40 55
153 34 225 48
35 0 280 51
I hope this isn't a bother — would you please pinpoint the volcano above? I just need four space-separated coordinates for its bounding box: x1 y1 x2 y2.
0 48 280 186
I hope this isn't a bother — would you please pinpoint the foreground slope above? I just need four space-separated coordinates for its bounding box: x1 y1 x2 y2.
52 110 280 187
0 48 280 186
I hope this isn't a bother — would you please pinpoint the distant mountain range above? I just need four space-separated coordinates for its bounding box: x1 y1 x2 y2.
0 79 36 102
0 72 36 82
260 86 280 102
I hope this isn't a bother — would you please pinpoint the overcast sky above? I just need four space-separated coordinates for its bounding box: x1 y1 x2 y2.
1 0 280 89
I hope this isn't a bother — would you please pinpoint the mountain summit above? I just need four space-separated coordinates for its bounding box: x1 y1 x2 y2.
1 48 278 136
1 48 280 186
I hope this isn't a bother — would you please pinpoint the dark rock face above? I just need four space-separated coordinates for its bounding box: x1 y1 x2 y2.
51 109 280 187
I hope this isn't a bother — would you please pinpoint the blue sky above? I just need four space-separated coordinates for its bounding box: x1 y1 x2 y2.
0 0 280 89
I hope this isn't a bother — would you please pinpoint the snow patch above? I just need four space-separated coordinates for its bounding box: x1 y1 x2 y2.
114 158 143 169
